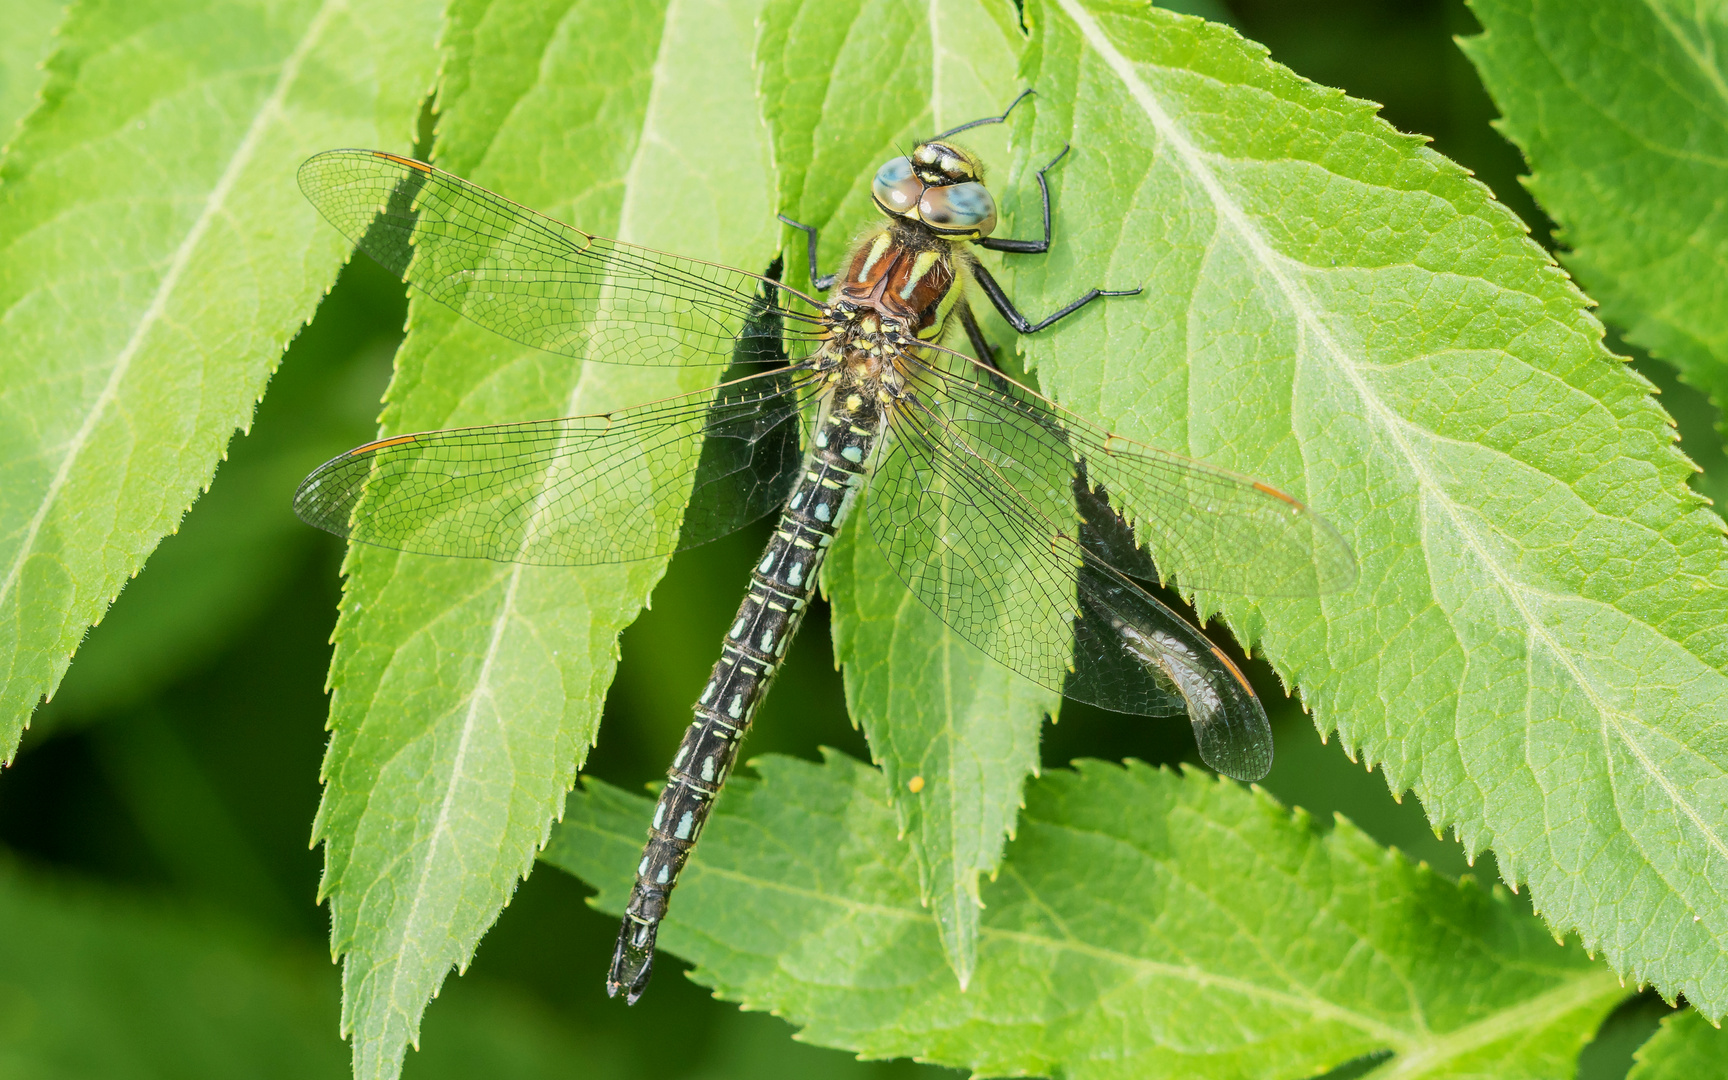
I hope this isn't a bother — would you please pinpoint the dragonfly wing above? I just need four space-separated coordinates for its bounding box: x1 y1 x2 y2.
1070 495 1273 781
298 149 827 367
295 365 818 566
869 392 1272 780
905 349 1357 597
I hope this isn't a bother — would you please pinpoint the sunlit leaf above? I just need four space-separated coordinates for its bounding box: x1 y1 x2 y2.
0 0 442 757
312 1 779 1076
308 0 1728 1068
1004 0 1728 1016
0 0 60 148
826 519 1054 989
761 0 1049 990
36 259 401 732
1462 0 1728 439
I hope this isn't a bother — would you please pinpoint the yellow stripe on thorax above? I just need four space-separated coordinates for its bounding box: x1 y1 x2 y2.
856 231 893 283
898 250 942 300
917 257 965 340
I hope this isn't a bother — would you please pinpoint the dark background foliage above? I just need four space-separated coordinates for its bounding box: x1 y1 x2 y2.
2 1 1714 1076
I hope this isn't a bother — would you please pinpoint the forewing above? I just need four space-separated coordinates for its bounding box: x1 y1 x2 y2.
908 349 1357 597
294 366 818 566
297 149 827 367
869 391 1271 780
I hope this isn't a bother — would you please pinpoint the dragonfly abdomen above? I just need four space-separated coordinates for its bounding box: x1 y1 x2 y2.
609 387 885 1003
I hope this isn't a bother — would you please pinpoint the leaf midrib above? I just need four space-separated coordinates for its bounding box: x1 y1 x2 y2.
1372 966 1622 1078
1642 0 1728 118
561 811 1617 1057
0 0 343 617
1051 0 1728 873
359 0 698 1034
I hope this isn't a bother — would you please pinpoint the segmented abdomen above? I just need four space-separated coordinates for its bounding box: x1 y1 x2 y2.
619 387 883 947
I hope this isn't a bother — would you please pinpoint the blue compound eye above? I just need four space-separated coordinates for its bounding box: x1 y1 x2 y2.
919 181 997 237
871 156 922 216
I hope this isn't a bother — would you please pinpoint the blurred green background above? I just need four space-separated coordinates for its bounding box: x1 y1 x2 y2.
1 1 1717 1077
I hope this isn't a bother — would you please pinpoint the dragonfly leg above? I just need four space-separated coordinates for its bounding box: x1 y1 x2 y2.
956 300 1018 397
777 214 837 291
976 143 1070 254
930 87 1036 140
970 261 1141 335
957 300 1005 370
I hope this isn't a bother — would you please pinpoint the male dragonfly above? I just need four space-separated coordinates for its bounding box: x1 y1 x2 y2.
294 93 1356 1004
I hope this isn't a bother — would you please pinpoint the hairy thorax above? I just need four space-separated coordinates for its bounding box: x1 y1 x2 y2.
814 221 962 386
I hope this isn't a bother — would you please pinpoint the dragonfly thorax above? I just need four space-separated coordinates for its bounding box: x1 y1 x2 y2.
831 222 962 343
819 303 911 379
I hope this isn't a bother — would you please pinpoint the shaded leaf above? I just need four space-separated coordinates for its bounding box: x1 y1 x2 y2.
1462 0 1728 436
545 753 1627 1079
0 0 442 757
1628 1008 1728 1080
0 861 615 1080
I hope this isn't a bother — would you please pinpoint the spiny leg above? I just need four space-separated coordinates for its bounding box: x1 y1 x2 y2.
970 260 1141 335
957 300 999 371
777 213 836 292
976 144 1070 254
966 140 1140 329
930 86 1036 140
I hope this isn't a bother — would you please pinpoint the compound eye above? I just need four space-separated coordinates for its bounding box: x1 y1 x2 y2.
919 181 997 236
871 156 923 216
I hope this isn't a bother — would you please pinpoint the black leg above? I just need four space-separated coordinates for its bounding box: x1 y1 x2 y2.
971 261 1140 335
931 87 1035 140
957 301 1000 371
976 144 1069 254
956 301 1018 396
777 213 836 292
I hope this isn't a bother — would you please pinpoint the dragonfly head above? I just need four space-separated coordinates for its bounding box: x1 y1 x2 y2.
871 141 998 240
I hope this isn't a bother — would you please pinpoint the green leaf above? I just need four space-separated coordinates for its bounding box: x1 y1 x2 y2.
1003 0 1728 1016
545 753 1627 1078
0 0 442 758
0 0 61 148
1628 1009 1728 1080
0 863 351 1078
1461 0 1728 435
826 515 1055 990
36 258 401 730
0 860 613 1080
314 1 779 1075
759 0 1025 289
311 0 1728 1058
760 0 1049 990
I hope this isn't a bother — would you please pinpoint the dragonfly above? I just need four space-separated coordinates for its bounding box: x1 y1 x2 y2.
294 92 1356 1005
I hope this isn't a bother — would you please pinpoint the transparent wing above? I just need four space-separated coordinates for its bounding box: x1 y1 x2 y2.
904 348 1357 597
870 392 1272 780
294 364 821 566
298 149 828 367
